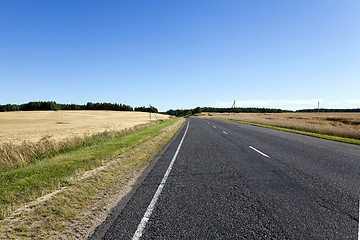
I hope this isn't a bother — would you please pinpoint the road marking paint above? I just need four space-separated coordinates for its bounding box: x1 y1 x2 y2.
132 120 190 240
222 131 228 135
249 146 270 158
213 126 216 128
358 198 360 240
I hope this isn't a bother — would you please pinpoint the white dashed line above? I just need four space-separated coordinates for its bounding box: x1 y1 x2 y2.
249 146 270 158
132 120 190 240
213 126 216 128
222 131 228 135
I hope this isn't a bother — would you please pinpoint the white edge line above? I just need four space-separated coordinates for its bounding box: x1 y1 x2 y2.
249 146 270 158
132 120 190 240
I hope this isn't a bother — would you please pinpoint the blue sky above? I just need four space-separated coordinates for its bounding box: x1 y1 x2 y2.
1 0 359 111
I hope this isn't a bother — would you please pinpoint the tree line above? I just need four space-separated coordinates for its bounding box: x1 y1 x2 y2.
165 107 202 117
296 108 360 113
134 106 158 113
2 102 358 114
165 107 292 117
0 101 159 112
201 107 291 113
165 107 360 116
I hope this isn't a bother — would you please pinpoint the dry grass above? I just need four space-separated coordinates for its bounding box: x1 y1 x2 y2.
0 110 169 144
0 111 170 169
198 112 360 140
0 125 143 170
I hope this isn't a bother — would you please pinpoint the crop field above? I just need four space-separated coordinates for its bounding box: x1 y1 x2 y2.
0 117 183 238
198 112 360 140
0 110 170 144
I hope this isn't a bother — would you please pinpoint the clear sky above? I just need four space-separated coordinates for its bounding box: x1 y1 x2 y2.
1 0 359 112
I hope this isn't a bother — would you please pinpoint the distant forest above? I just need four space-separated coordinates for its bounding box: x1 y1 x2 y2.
0 101 158 113
296 108 360 113
165 107 360 117
1 102 359 115
166 107 202 117
134 106 159 113
201 107 291 113
165 107 290 117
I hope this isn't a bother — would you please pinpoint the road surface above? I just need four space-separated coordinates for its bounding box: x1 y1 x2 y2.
90 118 360 239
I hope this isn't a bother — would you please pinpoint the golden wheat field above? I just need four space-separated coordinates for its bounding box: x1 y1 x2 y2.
198 112 360 139
0 111 170 144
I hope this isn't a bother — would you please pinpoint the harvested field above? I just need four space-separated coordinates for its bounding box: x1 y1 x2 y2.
0 111 169 144
198 112 360 140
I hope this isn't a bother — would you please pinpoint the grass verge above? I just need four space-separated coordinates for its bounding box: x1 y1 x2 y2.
0 124 152 170
0 118 184 239
218 118 360 145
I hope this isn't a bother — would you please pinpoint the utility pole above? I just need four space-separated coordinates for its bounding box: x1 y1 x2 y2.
233 100 236 116
228 100 236 116
149 104 157 120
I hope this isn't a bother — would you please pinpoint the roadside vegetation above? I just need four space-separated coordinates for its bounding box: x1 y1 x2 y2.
0 118 183 239
0 127 142 170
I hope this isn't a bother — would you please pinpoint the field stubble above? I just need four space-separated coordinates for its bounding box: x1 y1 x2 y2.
199 112 360 140
0 111 170 169
0 110 169 144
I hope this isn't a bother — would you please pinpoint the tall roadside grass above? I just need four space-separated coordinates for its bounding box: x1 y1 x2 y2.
0 122 156 170
0 119 178 220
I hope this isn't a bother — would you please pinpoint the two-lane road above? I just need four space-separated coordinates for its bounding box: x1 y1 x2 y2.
91 118 360 239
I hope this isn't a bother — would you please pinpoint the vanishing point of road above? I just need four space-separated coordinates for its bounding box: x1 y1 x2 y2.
91 118 360 239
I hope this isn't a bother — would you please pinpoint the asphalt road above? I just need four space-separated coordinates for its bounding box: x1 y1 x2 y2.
90 118 360 239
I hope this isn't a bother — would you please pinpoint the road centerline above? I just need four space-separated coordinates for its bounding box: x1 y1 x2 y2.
222 131 228 135
132 120 190 240
249 146 270 158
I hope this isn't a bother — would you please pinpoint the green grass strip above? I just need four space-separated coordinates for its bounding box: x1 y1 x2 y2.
0 118 180 219
218 118 360 145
